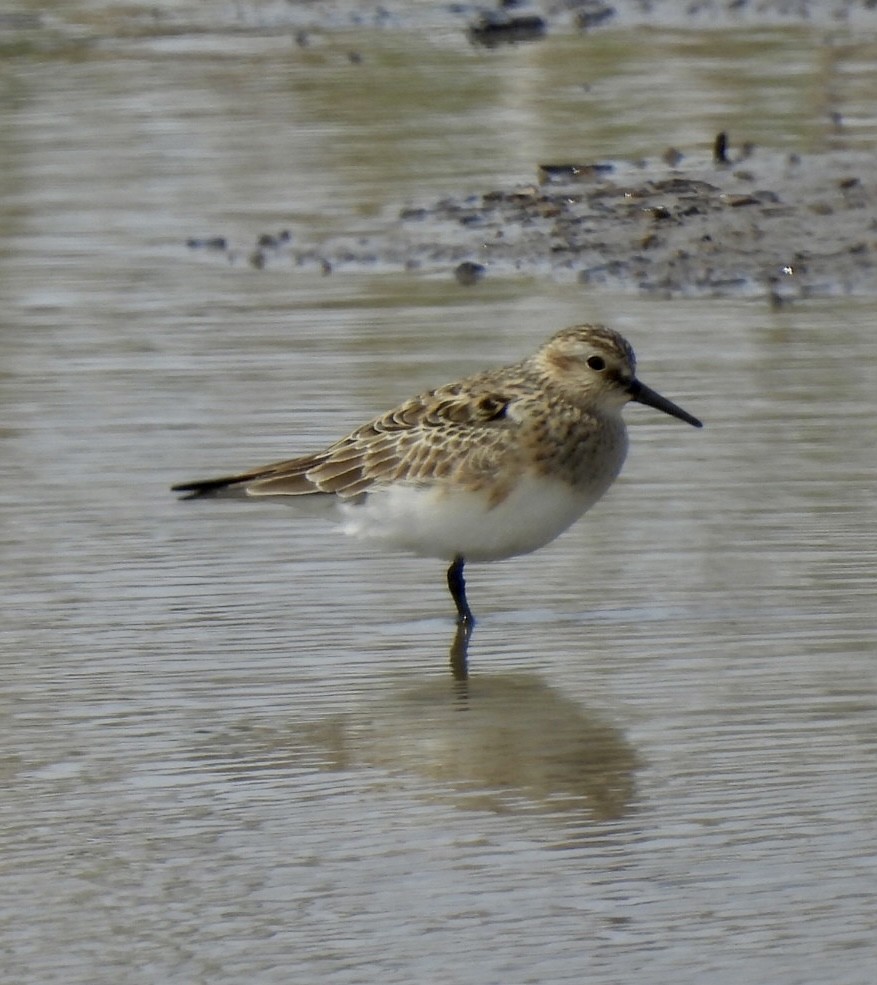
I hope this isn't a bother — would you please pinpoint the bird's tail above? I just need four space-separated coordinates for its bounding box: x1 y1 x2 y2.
171 454 322 500
171 468 270 500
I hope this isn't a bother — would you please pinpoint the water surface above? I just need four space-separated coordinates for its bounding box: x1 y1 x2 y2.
2 9 876 984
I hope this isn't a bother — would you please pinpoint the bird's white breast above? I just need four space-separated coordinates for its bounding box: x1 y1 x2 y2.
339 469 616 563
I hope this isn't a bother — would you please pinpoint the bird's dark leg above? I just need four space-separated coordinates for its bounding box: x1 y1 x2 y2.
447 554 475 626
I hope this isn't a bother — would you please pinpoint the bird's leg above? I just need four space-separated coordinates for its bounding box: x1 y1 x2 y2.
447 554 475 626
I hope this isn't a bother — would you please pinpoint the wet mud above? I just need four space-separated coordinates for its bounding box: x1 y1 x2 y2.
190 137 877 301
177 0 877 299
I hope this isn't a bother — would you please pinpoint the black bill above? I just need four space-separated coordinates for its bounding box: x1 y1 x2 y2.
628 379 703 428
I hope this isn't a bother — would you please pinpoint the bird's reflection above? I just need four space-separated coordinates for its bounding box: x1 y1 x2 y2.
448 620 473 680
203 657 638 824
341 671 638 822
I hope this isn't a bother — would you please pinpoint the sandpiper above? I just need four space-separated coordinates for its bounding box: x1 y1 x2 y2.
173 324 702 624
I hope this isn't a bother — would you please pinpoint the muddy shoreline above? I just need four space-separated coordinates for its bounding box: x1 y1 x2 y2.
179 0 877 300
191 137 877 301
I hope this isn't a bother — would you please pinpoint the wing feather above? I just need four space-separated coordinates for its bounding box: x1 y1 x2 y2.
172 378 519 500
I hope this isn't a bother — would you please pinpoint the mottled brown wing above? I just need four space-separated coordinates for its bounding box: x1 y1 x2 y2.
242 380 519 499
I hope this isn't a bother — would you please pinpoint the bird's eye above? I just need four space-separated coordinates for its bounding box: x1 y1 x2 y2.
586 355 606 371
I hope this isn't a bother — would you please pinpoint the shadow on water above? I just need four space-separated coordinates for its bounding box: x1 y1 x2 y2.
205 658 639 825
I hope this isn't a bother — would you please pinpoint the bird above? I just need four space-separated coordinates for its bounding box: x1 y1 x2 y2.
172 324 702 625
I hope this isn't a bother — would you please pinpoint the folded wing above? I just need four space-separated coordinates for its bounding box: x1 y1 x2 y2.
172 380 517 501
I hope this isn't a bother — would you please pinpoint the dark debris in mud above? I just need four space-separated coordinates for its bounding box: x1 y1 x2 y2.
187 138 877 301
218 0 877 37
82 0 877 45
467 12 548 48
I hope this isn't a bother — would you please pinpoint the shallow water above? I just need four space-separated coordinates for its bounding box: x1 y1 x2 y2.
2 7 876 984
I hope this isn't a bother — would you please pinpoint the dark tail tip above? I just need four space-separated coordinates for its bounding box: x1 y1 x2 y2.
171 477 236 500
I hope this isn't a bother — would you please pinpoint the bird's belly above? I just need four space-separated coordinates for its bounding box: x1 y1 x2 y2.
339 474 607 562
